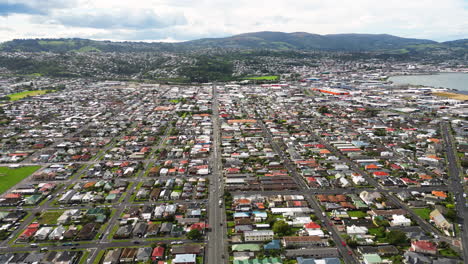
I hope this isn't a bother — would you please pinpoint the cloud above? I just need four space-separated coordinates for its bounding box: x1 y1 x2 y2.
0 0 466 42
44 9 187 30
0 3 44 16
0 0 77 16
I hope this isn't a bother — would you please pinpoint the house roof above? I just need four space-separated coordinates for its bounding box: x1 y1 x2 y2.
412 240 437 251
231 244 261 252
173 254 196 263
152 246 165 257
431 191 447 198
304 222 321 229
363 254 382 263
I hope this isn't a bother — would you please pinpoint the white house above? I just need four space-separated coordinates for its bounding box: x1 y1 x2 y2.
244 230 274 242
48 225 66 240
346 225 368 236
35 227 53 240
390 214 411 227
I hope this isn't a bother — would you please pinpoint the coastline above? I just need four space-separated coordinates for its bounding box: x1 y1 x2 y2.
388 72 468 96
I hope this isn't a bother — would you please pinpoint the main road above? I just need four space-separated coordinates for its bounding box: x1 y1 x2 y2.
441 121 467 261
206 85 227 264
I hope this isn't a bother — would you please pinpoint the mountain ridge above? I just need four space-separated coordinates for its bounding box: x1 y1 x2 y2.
0 31 466 53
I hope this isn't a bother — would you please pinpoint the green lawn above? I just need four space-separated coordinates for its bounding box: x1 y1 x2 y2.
78 250 90 264
92 250 106 264
413 208 431 220
245 75 279 81
439 248 459 257
0 166 41 194
7 90 54 101
347 211 368 218
37 211 64 225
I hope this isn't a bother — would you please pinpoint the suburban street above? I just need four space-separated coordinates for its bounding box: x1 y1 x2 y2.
441 121 468 260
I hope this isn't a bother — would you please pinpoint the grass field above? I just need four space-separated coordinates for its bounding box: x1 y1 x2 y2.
413 208 431 220
0 166 41 194
7 90 54 101
347 211 368 218
245 75 279 81
37 211 64 225
432 92 468 101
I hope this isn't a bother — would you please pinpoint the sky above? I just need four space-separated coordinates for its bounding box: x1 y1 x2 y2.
0 0 467 43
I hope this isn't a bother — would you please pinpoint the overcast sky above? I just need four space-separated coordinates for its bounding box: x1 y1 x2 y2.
0 0 467 42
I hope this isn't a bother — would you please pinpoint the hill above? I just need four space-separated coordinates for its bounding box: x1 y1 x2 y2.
0 32 462 53
182 31 437 51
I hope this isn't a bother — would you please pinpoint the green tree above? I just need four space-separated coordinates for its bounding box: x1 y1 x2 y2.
273 220 292 236
374 128 387 137
445 209 457 222
318 106 329 114
386 230 409 246
187 229 202 240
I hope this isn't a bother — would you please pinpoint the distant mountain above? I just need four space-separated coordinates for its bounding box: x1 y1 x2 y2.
0 32 465 53
442 39 468 48
0 38 175 53
182 31 437 51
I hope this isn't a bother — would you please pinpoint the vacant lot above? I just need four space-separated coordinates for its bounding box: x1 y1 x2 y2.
37 211 64 225
347 211 368 218
413 208 431 220
7 90 53 101
0 166 41 194
246 75 279 81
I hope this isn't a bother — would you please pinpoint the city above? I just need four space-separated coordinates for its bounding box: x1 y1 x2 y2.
0 64 466 263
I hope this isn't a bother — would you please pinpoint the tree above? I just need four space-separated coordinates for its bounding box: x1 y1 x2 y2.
386 230 409 246
318 106 329 114
187 229 202 240
374 128 387 137
445 209 457 222
273 220 292 236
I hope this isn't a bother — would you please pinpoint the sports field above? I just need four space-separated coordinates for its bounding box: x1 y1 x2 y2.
246 75 279 81
7 90 53 101
0 166 41 194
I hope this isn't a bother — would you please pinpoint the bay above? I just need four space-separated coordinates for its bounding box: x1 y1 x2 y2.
389 73 468 94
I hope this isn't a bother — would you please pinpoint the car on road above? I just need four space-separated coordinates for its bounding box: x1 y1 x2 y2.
71 247 77 250
170 241 178 245
40 248 48 252
341 241 346 246
133 241 140 244
348 250 352 255
30 244 38 248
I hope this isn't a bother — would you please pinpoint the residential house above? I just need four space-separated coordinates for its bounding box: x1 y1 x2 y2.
430 209 452 232
282 236 328 248
410 241 437 255
135 247 152 262
173 254 196 264
48 225 66 240
243 230 274 242
151 246 165 261
363 254 383 264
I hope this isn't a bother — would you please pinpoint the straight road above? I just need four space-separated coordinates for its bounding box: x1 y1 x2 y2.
441 122 467 260
207 85 226 264
257 118 358 264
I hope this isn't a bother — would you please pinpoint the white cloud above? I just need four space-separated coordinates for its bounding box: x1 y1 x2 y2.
0 0 466 42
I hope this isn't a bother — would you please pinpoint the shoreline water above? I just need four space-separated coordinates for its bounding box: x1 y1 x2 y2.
388 72 468 96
